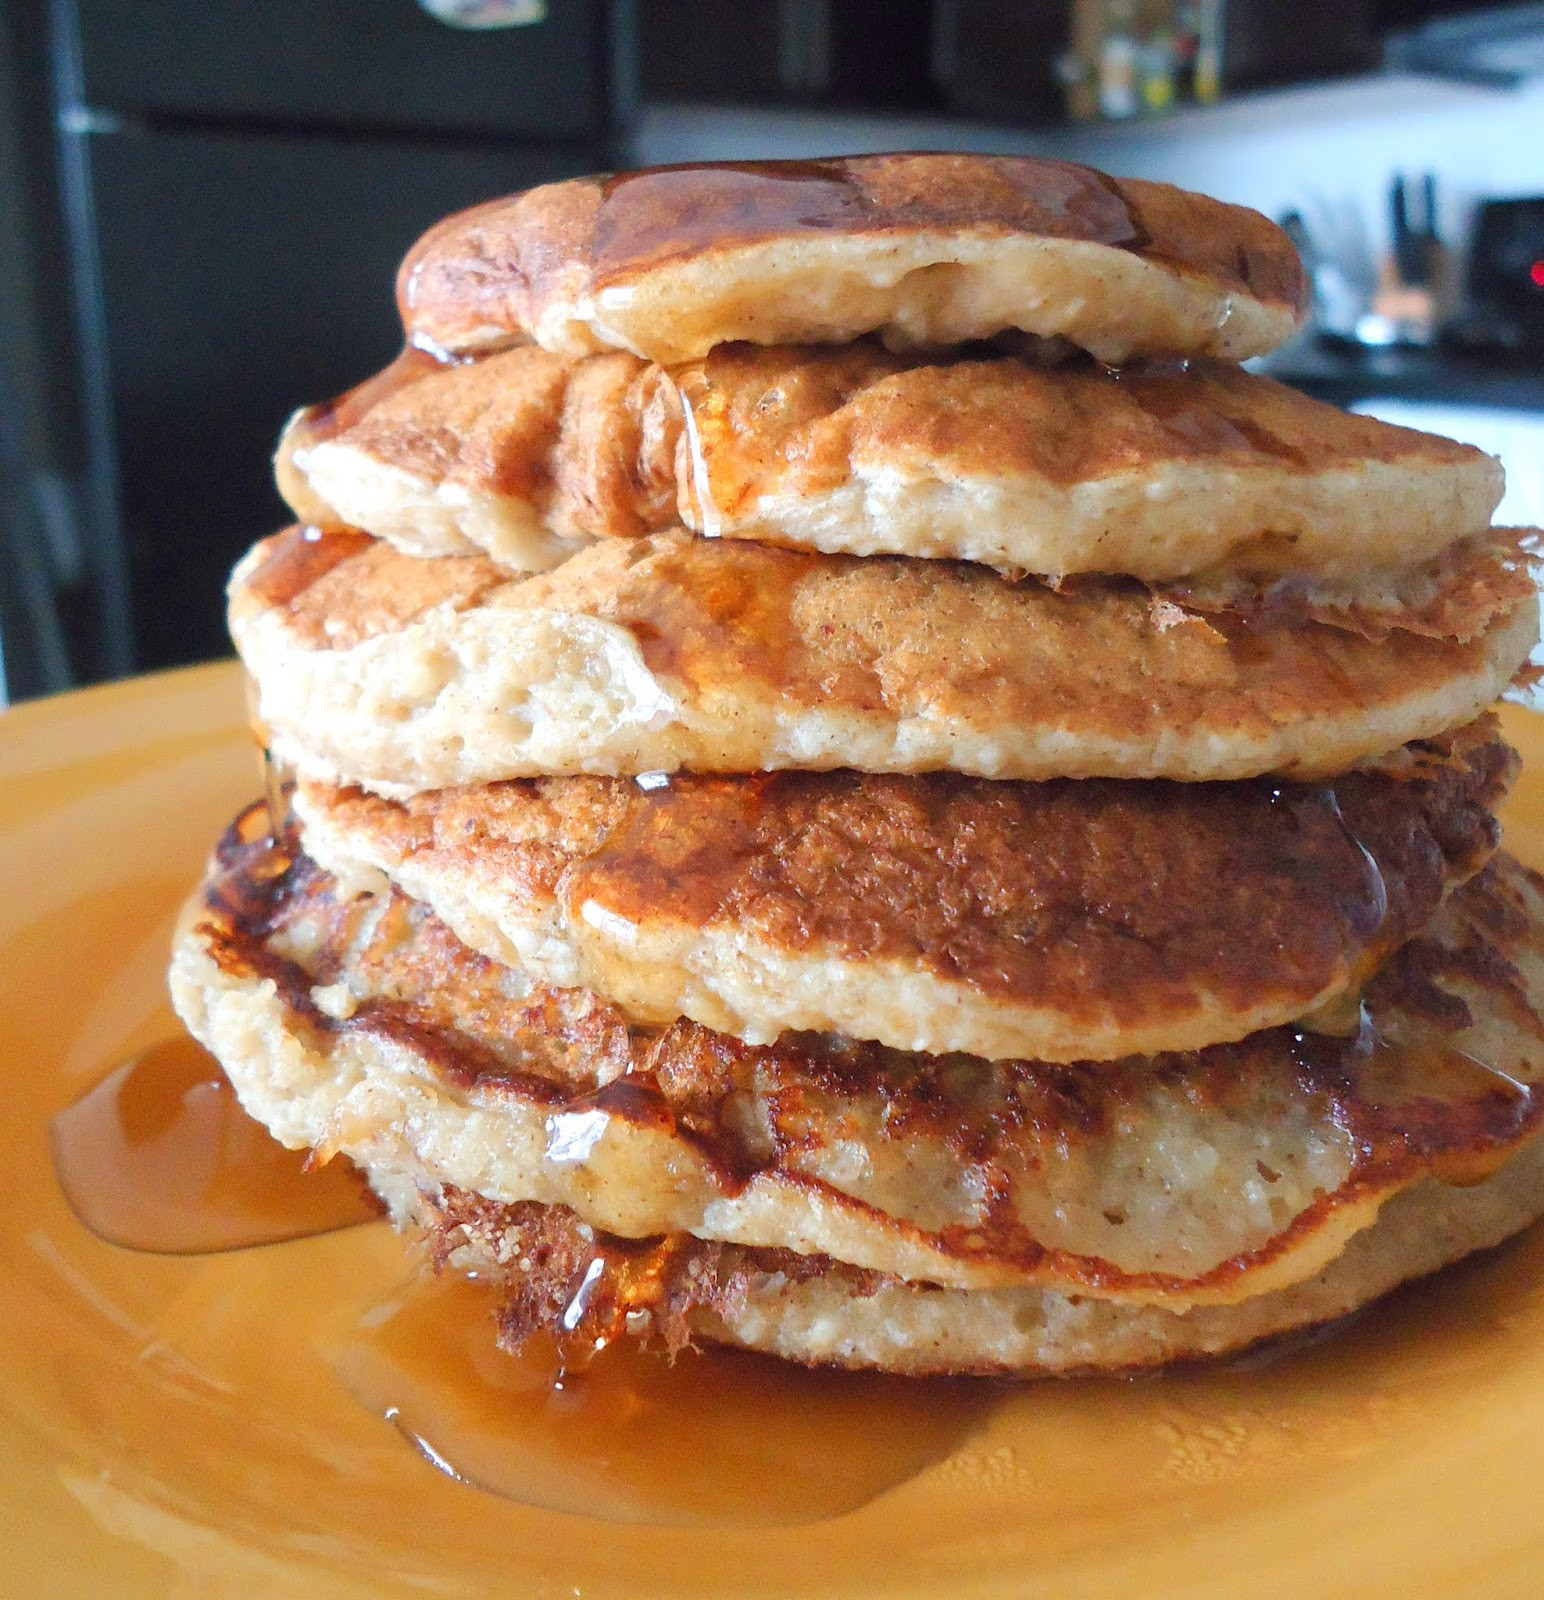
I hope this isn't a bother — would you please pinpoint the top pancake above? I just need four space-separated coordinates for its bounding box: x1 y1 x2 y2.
397 155 1308 365
278 341 1503 587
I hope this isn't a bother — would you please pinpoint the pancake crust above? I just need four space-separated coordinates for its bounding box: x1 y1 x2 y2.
398 156 1307 364
279 341 1501 586
278 345 678 572
426 1158 1544 1375
291 719 1515 1061
673 345 1503 583
169 811 1544 1312
229 524 1539 793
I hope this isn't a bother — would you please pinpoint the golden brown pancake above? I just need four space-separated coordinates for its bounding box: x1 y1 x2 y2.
276 345 677 573
672 344 1503 583
426 1156 1544 1375
397 156 1308 364
169 808 1544 1317
290 718 1515 1061
229 524 1539 793
278 341 1502 587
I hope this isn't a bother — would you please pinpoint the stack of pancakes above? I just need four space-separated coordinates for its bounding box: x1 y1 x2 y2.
171 154 1544 1376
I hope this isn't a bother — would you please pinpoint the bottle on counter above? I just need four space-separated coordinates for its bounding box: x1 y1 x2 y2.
1097 0 1141 118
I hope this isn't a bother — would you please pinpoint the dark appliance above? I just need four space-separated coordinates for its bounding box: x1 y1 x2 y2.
1 0 608 698
1465 196 1544 352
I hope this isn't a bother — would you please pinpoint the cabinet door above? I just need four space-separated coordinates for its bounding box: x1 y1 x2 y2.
85 127 596 670
69 0 604 140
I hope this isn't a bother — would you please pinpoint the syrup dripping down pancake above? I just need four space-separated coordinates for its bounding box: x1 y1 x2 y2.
276 346 671 574
289 719 1514 1062
228 524 1539 794
396 155 1308 364
169 809 1544 1315
279 341 1501 588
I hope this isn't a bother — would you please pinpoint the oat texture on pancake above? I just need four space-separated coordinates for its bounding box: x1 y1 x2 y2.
175 152 1544 1379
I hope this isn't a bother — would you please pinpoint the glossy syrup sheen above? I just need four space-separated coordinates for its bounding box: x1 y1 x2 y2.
328 1272 988 1528
273 345 455 528
7 664 1544 1597
671 348 1321 543
50 1036 382 1253
241 524 374 609
589 158 1152 278
559 766 1408 1024
585 156 1304 310
286 344 449 453
47 1020 989 1528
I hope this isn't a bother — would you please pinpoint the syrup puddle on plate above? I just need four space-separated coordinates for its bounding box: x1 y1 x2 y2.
50 1035 383 1253
51 1035 988 1527
328 1270 988 1527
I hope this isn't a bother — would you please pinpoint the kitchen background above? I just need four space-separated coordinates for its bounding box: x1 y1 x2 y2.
1 0 1540 702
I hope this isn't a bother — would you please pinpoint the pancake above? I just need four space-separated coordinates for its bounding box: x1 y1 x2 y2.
290 718 1515 1062
230 524 1539 794
397 155 1308 365
278 346 676 574
169 808 1544 1314
670 345 1504 584
425 1151 1544 1375
279 342 1502 586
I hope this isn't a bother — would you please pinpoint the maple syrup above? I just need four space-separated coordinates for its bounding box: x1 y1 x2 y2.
589 159 1158 282
328 1271 988 1528
9 674 1544 1593
622 534 826 698
669 345 1315 547
284 344 449 453
566 765 1401 1023
240 524 374 610
46 1031 988 1528
50 1035 381 1253
1105 361 1310 465
273 345 455 527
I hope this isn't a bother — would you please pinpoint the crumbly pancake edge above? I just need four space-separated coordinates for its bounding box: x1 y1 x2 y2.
420 1154 1544 1376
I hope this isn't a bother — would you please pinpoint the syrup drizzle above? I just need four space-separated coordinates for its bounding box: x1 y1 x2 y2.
589 157 1157 280
328 1270 988 1528
241 524 374 609
1104 360 1311 464
274 342 461 526
670 346 1319 548
285 344 450 454
1322 785 1391 938
45 818 1540 1526
50 1037 382 1254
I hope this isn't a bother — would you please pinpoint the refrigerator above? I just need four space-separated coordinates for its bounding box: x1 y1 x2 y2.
0 0 610 697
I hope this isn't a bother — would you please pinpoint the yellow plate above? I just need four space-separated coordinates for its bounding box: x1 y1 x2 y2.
5 661 1544 1599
